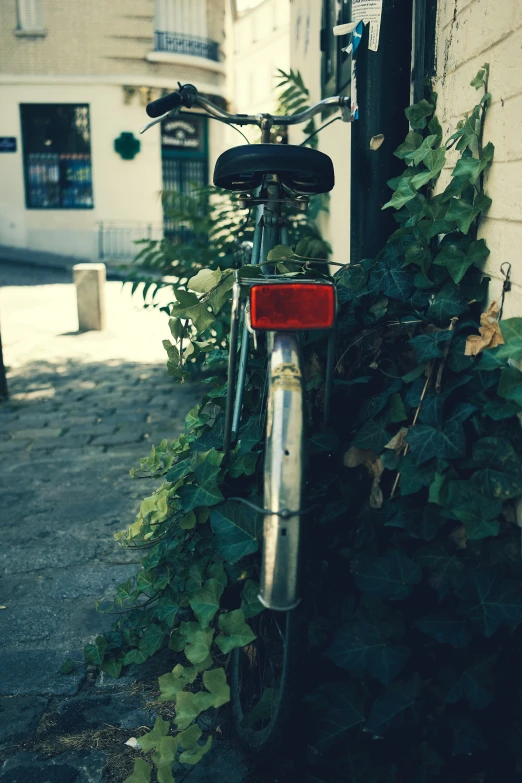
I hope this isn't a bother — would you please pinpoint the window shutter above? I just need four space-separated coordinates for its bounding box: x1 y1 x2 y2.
155 0 207 38
17 0 45 30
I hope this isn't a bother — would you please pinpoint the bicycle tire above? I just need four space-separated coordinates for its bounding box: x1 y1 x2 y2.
229 603 307 755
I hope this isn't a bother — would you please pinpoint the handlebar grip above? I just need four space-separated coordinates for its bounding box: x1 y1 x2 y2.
146 91 183 118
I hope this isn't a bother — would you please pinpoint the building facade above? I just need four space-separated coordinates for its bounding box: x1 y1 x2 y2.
226 0 290 143
433 0 522 316
0 0 227 261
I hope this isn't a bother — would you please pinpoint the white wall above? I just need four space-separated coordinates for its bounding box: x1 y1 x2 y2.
226 0 290 144
434 0 522 317
290 0 351 267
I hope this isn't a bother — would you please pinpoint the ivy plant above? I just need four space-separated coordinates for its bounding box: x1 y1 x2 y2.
89 65 522 783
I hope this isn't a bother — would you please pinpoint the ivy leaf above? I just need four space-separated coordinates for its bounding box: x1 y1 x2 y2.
366 674 423 737
139 623 165 658
428 281 468 326
215 608 256 653
409 331 453 363
498 367 522 407
442 654 496 709
449 715 486 757
471 63 489 89
159 663 199 701
179 481 224 512
193 448 224 486
188 268 223 294
166 457 192 483
188 578 224 628
101 656 123 679
325 616 410 685
394 131 423 159
123 759 151 783
398 455 436 496
172 621 214 664
403 134 438 165
382 178 417 210
352 549 422 600
209 270 235 314
175 668 230 730
456 568 522 637
267 244 296 262
84 635 107 666
123 648 148 666
315 681 367 749
353 417 390 453
445 192 492 235
388 393 407 423
414 542 463 588
452 143 494 184
414 616 471 648
241 580 264 619
386 502 441 541
405 99 435 130
170 300 214 333
407 421 466 464
210 500 260 563
472 437 522 500
178 726 212 765
139 716 170 752
451 492 501 540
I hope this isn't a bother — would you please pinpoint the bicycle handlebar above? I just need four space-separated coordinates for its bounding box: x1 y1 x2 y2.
141 83 350 134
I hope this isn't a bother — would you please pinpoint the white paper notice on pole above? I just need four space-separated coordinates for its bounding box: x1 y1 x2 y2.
351 0 383 51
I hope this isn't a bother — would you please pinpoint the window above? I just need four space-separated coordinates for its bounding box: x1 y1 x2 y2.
16 0 45 32
321 0 351 97
155 0 207 39
20 104 94 209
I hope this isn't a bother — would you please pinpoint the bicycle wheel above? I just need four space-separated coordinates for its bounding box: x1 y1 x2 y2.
230 332 306 753
230 604 306 754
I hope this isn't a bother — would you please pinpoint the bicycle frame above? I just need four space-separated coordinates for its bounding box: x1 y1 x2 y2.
142 83 345 612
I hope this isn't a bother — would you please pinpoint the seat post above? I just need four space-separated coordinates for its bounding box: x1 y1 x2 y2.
260 114 274 143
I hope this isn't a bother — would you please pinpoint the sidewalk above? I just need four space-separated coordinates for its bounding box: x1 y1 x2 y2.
0 263 247 782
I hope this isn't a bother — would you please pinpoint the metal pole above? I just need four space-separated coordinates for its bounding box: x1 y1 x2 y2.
0 321 8 400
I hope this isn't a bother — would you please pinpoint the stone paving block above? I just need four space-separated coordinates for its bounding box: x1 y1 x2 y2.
0 650 85 696
65 424 117 436
91 432 144 447
0 605 63 646
0 751 106 782
0 440 30 453
0 538 98 576
96 413 147 425
2 565 137 604
0 696 48 745
56 693 156 731
12 428 63 440
1 418 50 431
30 435 90 450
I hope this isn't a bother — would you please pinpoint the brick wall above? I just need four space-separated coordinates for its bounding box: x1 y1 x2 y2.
434 0 522 317
0 0 225 88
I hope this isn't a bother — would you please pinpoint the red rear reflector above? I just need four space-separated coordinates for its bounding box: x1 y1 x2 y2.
250 283 335 330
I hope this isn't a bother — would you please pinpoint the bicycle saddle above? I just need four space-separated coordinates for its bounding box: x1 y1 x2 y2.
213 144 335 195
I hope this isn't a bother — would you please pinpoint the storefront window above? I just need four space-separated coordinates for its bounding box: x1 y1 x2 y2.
20 104 94 209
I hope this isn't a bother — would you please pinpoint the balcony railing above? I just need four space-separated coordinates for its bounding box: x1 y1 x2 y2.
154 31 219 61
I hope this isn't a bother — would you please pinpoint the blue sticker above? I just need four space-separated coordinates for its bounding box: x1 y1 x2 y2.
351 20 365 54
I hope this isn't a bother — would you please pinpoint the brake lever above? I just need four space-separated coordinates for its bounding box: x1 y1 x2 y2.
139 106 181 135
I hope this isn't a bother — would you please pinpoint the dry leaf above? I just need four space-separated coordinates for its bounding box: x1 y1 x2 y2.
385 428 409 453
344 447 384 509
465 300 505 356
344 446 378 468
124 737 142 748
449 525 467 550
370 134 385 151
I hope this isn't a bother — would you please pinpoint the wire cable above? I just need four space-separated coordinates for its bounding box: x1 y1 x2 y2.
299 116 343 147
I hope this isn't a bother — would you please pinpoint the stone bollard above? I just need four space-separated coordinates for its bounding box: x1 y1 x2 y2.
73 263 106 331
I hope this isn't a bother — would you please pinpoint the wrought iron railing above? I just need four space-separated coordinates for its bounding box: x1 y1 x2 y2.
97 222 202 261
154 31 219 61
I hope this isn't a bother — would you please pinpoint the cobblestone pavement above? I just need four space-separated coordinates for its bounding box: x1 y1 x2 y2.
0 264 247 782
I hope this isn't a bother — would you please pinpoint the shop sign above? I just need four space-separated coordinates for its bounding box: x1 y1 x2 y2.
162 117 203 151
0 138 17 153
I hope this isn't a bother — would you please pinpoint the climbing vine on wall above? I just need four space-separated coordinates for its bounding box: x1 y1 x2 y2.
88 64 522 782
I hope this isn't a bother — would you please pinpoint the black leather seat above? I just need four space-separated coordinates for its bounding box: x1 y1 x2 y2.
213 144 335 195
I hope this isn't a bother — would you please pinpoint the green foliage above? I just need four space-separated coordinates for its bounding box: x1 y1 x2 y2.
90 64 522 783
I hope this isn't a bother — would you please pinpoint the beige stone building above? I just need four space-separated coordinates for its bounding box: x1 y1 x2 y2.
434 0 522 316
0 0 227 261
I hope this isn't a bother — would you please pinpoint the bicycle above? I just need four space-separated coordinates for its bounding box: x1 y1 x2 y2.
141 84 349 754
